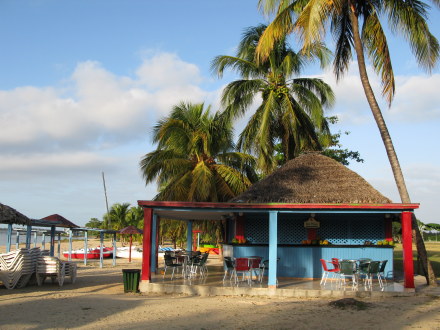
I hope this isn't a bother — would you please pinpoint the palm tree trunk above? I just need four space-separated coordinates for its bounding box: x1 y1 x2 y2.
348 1 437 286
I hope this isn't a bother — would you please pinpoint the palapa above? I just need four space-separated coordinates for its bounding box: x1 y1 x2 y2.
118 226 143 262
40 214 79 228
0 203 32 225
231 153 391 204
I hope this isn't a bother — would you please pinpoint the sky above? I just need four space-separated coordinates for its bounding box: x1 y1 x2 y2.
0 0 439 227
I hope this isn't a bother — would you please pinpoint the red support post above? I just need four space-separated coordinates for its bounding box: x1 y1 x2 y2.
401 211 414 288
141 208 153 282
155 216 160 274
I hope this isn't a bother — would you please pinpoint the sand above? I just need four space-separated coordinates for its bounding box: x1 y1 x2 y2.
1 240 440 329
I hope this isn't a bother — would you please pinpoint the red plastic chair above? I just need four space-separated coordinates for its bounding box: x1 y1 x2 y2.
248 257 262 280
331 258 340 271
320 259 339 285
233 258 251 284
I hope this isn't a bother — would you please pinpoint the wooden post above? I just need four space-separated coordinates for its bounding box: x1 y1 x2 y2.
141 208 153 282
26 225 32 249
84 231 88 266
129 235 133 262
15 230 20 250
50 226 55 256
6 224 12 253
57 233 61 258
402 211 415 288
268 211 278 289
155 216 160 274
186 220 193 251
150 213 157 274
68 230 73 261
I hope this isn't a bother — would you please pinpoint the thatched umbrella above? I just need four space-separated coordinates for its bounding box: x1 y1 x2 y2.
40 214 79 228
119 226 143 262
231 153 391 204
0 203 32 225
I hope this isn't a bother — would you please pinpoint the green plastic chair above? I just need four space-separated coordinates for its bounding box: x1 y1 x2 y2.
338 260 358 290
365 261 383 290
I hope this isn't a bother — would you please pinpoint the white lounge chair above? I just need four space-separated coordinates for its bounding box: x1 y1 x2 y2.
36 256 65 287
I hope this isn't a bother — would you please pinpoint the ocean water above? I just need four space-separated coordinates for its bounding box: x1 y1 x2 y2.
0 228 59 247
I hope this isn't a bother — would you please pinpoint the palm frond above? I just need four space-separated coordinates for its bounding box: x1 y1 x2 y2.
385 0 439 72
330 4 353 81
189 161 215 201
363 10 395 105
211 55 258 79
221 79 264 118
256 4 295 63
295 0 332 50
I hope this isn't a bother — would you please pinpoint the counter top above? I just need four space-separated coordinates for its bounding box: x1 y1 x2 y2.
223 243 394 248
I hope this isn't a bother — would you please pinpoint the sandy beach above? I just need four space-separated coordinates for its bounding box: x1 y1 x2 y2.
1 240 440 329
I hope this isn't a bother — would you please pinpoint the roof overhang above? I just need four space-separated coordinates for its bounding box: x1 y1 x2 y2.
138 200 419 221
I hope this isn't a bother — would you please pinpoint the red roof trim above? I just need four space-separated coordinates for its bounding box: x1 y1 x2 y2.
137 200 419 211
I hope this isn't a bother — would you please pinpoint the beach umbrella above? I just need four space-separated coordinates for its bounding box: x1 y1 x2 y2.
118 226 143 262
0 203 32 225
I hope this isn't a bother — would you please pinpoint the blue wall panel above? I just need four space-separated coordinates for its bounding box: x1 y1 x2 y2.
229 245 394 279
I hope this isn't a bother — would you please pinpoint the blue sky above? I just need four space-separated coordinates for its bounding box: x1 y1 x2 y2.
0 0 439 227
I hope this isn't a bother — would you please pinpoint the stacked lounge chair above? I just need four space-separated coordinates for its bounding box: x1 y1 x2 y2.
0 248 40 289
36 256 66 287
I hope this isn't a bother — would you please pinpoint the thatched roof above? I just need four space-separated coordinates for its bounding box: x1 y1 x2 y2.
40 214 79 228
119 226 143 235
0 203 32 225
231 153 392 204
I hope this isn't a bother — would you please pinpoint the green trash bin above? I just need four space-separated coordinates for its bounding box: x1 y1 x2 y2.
122 269 141 293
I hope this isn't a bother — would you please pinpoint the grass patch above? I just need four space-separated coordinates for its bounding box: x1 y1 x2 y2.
394 242 440 279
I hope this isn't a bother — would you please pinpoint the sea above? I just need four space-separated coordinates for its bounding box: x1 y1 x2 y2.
0 227 60 247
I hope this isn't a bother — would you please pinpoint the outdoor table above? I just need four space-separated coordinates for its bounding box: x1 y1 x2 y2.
175 251 200 278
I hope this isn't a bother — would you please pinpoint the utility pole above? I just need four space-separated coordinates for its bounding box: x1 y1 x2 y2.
102 172 110 228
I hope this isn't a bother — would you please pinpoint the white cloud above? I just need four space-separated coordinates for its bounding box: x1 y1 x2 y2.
314 63 440 125
136 52 202 89
0 152 116 178
0 53 217 155
390 74 440 121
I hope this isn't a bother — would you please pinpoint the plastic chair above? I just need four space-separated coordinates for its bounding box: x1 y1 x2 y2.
331 258 340 269
233 258 251 285
338 260 358 290
190 252 209 277
378 260 388 285
163 254 182 280
223 257 235 281
365 261 383 290
248 257 262 280
258 258 280 284
320 259 339 285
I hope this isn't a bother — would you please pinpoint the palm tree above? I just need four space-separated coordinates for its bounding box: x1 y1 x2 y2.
212 24 335 174
102 202 131 230
140 101 258 202
256 0 439 285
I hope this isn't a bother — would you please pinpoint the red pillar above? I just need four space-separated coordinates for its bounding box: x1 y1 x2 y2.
401 211 415 288
155 216 160 274
141 208 153 282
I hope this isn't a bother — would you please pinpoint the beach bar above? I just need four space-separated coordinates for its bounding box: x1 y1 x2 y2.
138 153 419 290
